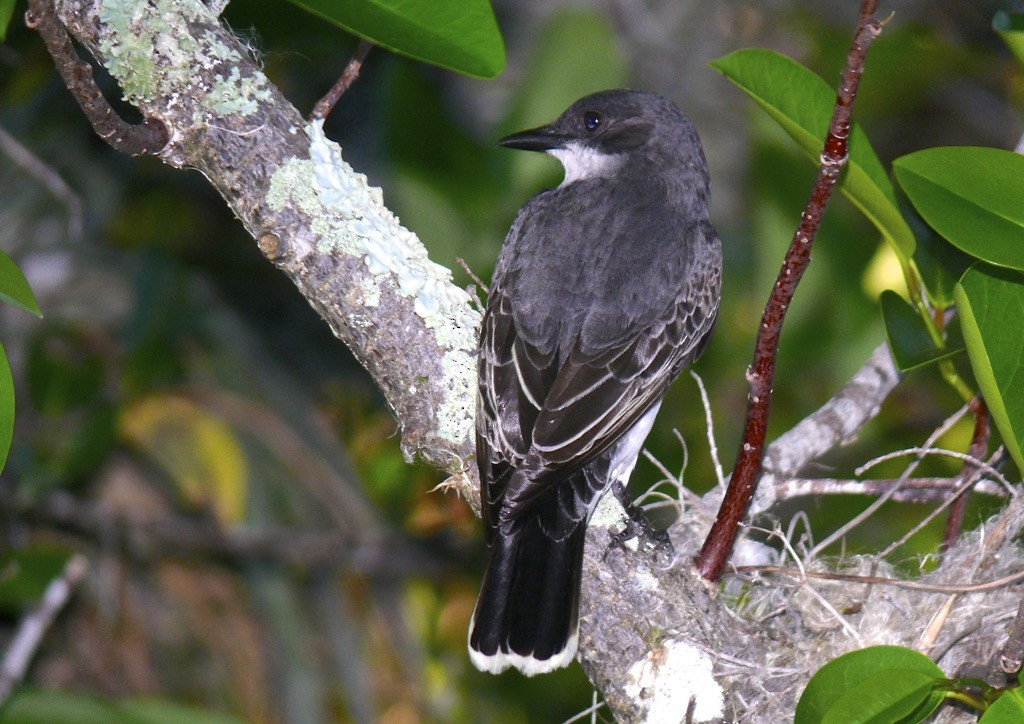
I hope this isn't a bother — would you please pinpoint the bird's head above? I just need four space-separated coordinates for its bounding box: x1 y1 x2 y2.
497 89 705 187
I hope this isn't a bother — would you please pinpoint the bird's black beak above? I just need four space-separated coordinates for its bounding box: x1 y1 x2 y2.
497 124 569 152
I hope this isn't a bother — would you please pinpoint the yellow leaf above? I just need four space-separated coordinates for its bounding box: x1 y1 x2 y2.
120 395 247 524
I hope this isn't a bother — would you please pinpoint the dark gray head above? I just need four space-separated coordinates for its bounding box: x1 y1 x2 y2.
498 89 709 201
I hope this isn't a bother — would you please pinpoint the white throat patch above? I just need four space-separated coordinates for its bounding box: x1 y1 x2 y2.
548 142 623 186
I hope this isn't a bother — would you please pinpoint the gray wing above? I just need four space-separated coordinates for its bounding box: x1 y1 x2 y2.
503 242 720 515
477 205 721 533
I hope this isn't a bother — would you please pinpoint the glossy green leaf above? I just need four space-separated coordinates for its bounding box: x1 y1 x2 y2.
894 147 1024 271
0 342 12 473
0 0 16 43
0 248 42 317
880 291 962 372
709 49 916 264
994 11 1024 69
955 263 1024 474
897 184 973 308
796 645 945 724
1 690 243 724
284 0 504 78
0 547 72 615
822 670 938 724
981 687 1024 723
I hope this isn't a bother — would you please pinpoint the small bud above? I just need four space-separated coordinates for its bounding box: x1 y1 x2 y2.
258 231 282 259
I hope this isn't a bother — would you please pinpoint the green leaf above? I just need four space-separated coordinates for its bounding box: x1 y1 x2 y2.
822 670 938 724
905 194 974 308
796 645 945 724
0 547 73 615
955 263 1024 474
880 290 962 372
0 0 16 43
0 342 12 474
894 147 1024 271
994 11 1024 69
981 687 1024 723
709 49 916 265
0 249 42 317
283 0 504 78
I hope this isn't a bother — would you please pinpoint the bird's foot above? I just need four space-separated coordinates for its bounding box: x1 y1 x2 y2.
603 482 672 561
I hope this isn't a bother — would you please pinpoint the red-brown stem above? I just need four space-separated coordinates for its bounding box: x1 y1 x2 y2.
694 0 882 582
309 39 373 122
940 396 989 556
25 0 168 156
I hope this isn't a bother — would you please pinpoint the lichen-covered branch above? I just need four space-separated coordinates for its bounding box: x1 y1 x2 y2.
51 0 481 493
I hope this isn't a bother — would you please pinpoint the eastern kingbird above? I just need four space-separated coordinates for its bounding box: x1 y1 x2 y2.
469 90 722 676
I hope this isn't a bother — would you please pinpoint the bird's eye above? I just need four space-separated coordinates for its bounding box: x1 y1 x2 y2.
583 112 602 131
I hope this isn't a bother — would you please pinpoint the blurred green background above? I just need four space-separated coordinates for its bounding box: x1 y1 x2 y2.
1 0 1021 721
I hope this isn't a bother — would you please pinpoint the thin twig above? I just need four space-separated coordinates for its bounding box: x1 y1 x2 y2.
731 564 1024 595
25 0 168 155
456 257 489 295
941 396 989 557
0 554 88 706
808 405 974 559
774 476 1008 504
694 0 882 581
309 39 373 121
857 447 1014 496
690 370 725 489
561 693 606 724
876 454 1000 560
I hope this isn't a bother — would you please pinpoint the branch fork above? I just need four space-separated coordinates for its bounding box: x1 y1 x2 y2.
26 0 168 156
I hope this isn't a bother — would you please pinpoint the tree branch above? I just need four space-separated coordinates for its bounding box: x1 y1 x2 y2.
309 39 373 121
941 396 989 556
0 554 88 707
42 0 482 497
695 0 883 581
25 0 168 155
773 476 1008 505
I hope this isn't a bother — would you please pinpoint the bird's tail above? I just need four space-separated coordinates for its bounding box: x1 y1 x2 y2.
468 496 587 676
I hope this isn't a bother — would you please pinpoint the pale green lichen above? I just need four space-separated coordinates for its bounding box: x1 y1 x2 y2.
206 69 260 116
97 0 163 102
266 124 481 448
436 348 477 444
97 0 272 118
590 492 629 531
305 121 482 355
360 278 381 307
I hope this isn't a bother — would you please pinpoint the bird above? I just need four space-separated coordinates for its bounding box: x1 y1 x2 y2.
468 89 722 676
